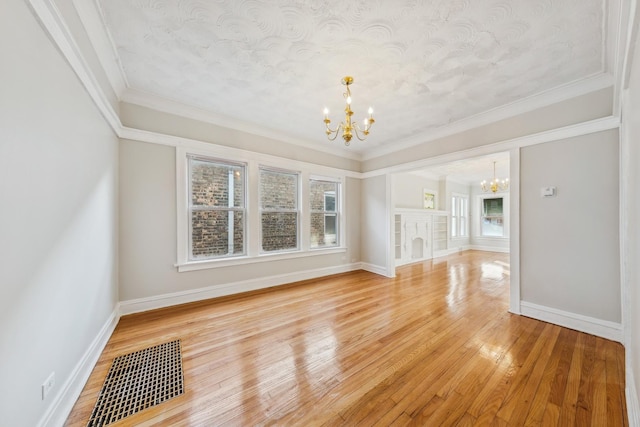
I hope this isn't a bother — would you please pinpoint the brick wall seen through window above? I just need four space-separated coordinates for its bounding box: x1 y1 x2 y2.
310 180 339 248
189 157 245 259
260 168 299 252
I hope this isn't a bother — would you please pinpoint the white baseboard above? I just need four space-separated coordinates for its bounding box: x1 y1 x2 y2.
628 368 640 427
120 263 362 315
520 301 623 343
361 262 393 277
466 245 510 253
38 306 120 427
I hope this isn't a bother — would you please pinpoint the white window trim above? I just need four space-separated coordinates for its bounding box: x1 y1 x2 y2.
310 178 340 249
187 155 247 261
451 192 469 239
176 146 347 272
259 165 301 254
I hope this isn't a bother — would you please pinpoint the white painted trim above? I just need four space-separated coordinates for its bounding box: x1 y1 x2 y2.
520 301 623 343
621 0 639 91
120 263 361 315
509 148 521 315
385 174 396 278
433 248 466 258
177 247 348 272
121 89 361 161
361 262 392 278
37 306 120 427
361 116 621 178
360 73 614 161
608 0 634 117
26 0 121 134
126 127 361 178
122 71 612 163
71 0 128 96
627 367 640 427
467 245 510 254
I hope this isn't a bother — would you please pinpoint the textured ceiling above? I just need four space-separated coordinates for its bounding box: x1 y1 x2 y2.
97 0 604 155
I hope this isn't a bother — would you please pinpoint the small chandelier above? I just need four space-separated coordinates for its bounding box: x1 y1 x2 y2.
323 76 375 146
481 161 509 193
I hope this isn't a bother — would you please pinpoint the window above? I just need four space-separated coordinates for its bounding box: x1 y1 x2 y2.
177 147 346 271
481 197 504 237
188 156 245 260
260 167 299 252
310 179 340 248
451 194 468 238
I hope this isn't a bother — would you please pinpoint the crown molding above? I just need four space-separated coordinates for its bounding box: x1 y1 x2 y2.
120 70 614 165
71 0 128 97
26 0 121 134
608 0 635 117
361 115 620 178
360 72 614 161
121 89 362 161
120 126 362 178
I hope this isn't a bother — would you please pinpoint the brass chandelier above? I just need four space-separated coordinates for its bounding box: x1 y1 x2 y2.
481 161 509 193
323 76 375 146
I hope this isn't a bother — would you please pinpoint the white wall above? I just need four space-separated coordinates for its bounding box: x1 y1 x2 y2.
361 175 390 273
0 1 119 426
118 139 361 305
622 16 640 423
520 130 620 323
393 173 439 210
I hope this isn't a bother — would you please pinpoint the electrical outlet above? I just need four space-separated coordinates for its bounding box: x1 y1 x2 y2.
42 372 55 400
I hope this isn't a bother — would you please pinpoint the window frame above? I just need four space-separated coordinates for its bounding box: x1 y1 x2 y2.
259 166 301 254
309 178 341 249
187 155 247 261
450 193 469 239
176 146 347 272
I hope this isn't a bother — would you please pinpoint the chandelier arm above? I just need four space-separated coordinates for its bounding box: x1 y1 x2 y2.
352 124 367 141
325 122 339 134
325 123 343 141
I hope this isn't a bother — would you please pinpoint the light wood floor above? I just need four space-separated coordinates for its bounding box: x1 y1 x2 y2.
66 250 627 426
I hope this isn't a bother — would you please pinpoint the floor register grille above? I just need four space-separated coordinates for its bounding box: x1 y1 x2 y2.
87 340 184 427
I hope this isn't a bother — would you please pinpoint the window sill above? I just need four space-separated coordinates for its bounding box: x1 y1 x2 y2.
176 247 347 272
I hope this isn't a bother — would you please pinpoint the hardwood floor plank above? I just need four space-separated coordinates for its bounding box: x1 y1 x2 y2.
606 341 627 427
548 328 579 406
523 327 569 426
575 334 598 425
541 402 560 426
63 251 627 426
558 332 586 425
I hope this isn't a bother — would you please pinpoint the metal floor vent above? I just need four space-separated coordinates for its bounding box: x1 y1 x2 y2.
87 340 184 427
